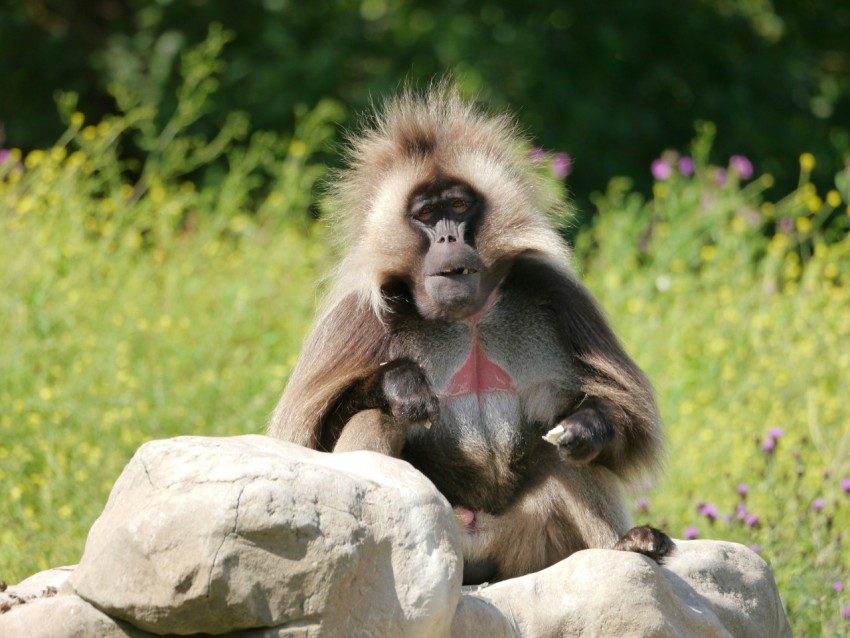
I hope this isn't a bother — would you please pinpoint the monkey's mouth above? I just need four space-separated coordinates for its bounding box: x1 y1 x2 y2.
434 267 478 277
424 267 481 313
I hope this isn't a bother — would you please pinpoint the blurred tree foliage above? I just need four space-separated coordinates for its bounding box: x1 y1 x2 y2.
1 0 848 217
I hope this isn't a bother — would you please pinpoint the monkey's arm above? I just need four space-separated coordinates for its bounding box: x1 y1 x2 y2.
268 293 391 450
511 254 663 478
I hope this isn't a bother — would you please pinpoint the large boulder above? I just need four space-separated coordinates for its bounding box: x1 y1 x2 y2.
68 435 463 637
0 435 792 637
452 540 792 637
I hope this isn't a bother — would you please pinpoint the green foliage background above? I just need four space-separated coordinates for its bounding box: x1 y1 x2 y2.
1 6 850 637
2 0 849 217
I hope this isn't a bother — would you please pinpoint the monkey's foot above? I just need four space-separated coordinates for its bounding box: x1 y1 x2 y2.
613 526 674 563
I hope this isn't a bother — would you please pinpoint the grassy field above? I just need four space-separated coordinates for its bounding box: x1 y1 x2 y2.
575 133 850 635
1 56 849 634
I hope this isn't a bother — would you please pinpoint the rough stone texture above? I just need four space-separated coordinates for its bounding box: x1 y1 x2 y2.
68 435 463 637
0 592 151 638
0 435 792 637
0 566 73 614
452 540 792 638
1 539 792 638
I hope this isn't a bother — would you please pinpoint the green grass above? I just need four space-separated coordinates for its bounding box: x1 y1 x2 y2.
0 147 330 576
0 34 342 582
1 52 849 634
575 134 850 635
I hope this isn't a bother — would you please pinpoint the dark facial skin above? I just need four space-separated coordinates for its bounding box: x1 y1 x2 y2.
408 180 501 320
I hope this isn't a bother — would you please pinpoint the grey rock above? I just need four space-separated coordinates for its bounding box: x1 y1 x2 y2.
3 434 790 638
452 539 792 638
0 566 74 615
0 592 152 638
68 435 462 637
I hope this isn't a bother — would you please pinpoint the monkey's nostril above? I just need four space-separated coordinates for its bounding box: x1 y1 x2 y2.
448 236 457 243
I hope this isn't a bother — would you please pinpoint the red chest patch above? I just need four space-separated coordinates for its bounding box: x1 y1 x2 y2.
443 290 514 398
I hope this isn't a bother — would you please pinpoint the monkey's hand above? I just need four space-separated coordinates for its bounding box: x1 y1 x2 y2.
545 399 615 463
379 359 440 426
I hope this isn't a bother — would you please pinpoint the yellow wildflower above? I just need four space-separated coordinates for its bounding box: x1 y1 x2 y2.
732 216 747 233
826 190 842 208
796 217 812 233
25 149 46 169
50 146 67 163
799 152 816 173
289 139 308 158
806 195 822 213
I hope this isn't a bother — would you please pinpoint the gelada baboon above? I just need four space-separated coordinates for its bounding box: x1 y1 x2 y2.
269 85 672 584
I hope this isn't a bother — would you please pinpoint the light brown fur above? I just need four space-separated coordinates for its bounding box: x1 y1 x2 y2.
269 84 668 582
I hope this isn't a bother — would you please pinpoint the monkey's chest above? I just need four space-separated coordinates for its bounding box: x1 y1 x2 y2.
398 307 577 511
441 333 514 397
423 309 575 429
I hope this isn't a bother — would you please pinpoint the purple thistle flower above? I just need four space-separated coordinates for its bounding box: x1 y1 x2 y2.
767 427 784 440
729 155 754 180
745 514 759 527
529 147 546 164
736 483 749 498
551 152 572 179
812 497 825 512
699 503 718 521
684 526 699 540
678 156 695 176
749 544 761 554
834 581 844 593
651 158 672 181
841 478 850 493
0 149 10 164
736 503 748 520
762 438 776 453
635 497 650 513
844 604 850 619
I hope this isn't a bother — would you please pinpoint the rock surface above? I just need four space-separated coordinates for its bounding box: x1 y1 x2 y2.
69 435 463 637
0 566 72 614
0 435 792 637
452 540 792 638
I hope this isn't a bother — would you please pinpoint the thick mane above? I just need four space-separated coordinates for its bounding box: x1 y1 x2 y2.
324 83 572 319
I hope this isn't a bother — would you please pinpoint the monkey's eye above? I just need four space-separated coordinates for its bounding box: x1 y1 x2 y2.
451 199 470 214
417 205 433 222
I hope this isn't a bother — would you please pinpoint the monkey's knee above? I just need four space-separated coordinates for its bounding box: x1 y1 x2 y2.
613 525 675 563
333 409 407 456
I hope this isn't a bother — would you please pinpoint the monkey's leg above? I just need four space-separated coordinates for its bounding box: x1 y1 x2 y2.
458 451 631 583
333 409 408 456
542 407 675 563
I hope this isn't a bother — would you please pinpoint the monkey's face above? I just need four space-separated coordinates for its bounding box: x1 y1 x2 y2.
407 178 500 321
